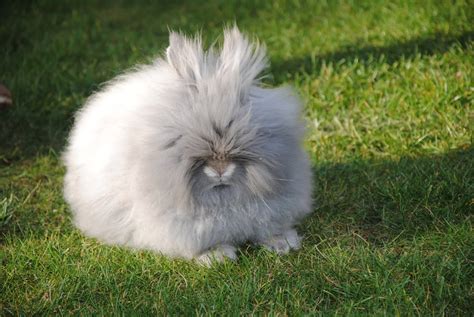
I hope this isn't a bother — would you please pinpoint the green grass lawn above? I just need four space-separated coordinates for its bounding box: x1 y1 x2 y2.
1 0 473 315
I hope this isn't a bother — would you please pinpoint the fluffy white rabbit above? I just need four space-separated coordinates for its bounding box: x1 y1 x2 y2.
63 27 313 264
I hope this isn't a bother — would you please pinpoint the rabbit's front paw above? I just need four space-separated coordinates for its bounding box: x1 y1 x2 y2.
261 228 302 254
196 244 237 266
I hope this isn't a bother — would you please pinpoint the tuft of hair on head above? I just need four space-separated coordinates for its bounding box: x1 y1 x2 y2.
165 26 268 99
219 25 268 94
166 30 206 84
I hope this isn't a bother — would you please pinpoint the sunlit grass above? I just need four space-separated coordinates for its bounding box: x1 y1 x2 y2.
1 0 472 315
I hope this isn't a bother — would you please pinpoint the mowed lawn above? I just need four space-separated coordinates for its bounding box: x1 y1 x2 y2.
1 0 473 315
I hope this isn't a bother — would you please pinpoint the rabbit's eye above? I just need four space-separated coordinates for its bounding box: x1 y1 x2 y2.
189 159 206 174
232 155 254 164
163 135 182 150
226 119 234 129
212 122 224 138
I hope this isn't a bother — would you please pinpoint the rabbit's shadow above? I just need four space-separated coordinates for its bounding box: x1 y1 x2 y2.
301 146 472 248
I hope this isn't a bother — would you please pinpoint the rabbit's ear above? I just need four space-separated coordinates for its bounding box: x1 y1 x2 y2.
166 31 204 83
219 26 268 94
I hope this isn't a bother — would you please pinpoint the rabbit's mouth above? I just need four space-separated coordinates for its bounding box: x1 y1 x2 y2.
213 183 230 189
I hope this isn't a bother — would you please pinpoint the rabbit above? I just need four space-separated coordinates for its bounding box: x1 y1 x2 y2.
63 26 313 265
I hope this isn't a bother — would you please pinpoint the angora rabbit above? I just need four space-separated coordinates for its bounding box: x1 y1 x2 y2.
63 27 313 264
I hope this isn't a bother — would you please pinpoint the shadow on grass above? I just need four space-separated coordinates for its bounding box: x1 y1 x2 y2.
271 30 473 82
305 146 473 246
2 146 472 249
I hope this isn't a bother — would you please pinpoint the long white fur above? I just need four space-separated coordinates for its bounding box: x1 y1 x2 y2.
63 26 313 261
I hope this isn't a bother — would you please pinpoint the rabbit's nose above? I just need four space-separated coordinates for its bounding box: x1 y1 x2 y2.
205 160 236 179
211 160 229 176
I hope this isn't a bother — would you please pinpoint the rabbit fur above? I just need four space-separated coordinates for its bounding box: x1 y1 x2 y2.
63 27 313 264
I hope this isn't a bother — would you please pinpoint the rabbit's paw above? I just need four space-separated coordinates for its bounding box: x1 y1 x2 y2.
196 244 237 266
261 229 302 254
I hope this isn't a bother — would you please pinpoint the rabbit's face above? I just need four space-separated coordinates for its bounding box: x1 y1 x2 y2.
166 111 278 206
159 27 292 206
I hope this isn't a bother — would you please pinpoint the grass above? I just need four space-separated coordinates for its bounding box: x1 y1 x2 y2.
1 0 473 315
